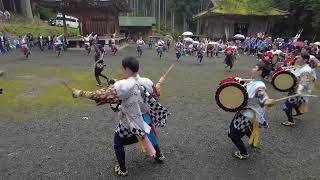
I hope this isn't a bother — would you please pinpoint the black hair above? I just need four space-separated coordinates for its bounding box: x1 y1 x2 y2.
256 61 271 78
301 52 310 61
122 57 139 73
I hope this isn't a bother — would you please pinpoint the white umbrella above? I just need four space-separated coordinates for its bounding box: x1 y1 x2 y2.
234 34 245 39
208 41 218 45
184 37 194 42
314 42 320 46
182 31 193 36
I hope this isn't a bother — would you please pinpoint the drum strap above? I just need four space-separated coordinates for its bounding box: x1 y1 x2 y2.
248 109 260 147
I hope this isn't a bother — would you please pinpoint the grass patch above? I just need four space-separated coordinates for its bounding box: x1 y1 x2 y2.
0 68 121 122
0 15 79 37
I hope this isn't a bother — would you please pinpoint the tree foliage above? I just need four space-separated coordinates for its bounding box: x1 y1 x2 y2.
271 0 320 40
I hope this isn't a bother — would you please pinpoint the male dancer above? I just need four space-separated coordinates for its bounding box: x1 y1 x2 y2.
228 62 275 159
71 57 169 176
136 37 145 56
156 39 165 58
282 53 314 126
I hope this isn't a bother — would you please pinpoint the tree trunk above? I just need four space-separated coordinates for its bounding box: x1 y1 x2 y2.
172 10 175 34
63 13 68 36
164 0 167 31
21 0 33 20
13 0 17 13
158 0 160 31
0 0 4 11
136 0 139 16
153 0 156 17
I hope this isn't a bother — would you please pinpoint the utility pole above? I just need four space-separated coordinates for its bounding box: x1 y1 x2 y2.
62 13 68 36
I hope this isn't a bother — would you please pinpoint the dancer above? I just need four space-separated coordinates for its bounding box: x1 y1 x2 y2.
136 37 145 56
174 40 183 61
93 42 108 86
81 33 93 55
156 39 165 58
38 36 45 51
282 53 314 126
207 44 213 57
110 32 118 56
71 57 170 176
166 38 172 50
224 45 235 71
54 34 64 56
0 33 6 54
196 40 205 64
228 62 275 159
19 35 31 59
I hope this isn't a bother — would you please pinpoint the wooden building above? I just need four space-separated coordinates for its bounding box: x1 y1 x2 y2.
193 0 287 39
119 16 156 39
34 0 130 35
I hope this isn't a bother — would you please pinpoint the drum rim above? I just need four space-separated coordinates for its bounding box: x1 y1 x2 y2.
271 71 297 92
215 82 248 112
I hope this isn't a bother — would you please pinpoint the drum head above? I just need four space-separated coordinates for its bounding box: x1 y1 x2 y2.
271 71 297 92
215 82 248 112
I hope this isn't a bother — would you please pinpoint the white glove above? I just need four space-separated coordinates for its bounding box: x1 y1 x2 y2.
72 88 81 98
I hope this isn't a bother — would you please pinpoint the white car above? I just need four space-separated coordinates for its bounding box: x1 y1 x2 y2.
55 13 79 28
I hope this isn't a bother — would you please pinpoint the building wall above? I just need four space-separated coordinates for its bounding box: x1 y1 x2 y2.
201 15 270 39
79 14 119 35
120 26 152 40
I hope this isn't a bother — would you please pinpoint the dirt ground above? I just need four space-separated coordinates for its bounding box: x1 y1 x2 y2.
0 46 319 180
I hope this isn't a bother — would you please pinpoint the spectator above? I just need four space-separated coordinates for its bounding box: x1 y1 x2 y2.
4 11 11 21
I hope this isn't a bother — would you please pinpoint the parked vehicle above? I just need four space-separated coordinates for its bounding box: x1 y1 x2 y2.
55 13 79 28
48 18 56 26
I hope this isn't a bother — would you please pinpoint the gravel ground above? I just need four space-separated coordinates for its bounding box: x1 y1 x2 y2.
0 46 320 180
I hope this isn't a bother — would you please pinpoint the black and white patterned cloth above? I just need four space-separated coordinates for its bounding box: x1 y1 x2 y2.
143 89 171 128
115 85 171 138
116 122 145 138
283 96 306 111
232 110 253 132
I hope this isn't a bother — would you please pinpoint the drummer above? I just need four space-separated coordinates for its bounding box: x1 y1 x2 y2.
228 62 275 160
282 53 314 126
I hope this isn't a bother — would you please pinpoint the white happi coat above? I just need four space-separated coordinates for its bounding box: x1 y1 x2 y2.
244 80 267 124
114 75 153 137
292 64 313 97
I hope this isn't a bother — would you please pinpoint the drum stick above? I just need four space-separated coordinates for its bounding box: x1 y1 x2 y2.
158 64 175 84
241 79 253 81
61 81 73 91
274 94 320 102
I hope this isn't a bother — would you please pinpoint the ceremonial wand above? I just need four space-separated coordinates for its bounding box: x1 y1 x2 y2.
158 64 175 84
274 94 320 103
61 81 73 92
